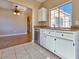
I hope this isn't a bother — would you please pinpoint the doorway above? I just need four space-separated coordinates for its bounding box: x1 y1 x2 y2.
27 9 32 34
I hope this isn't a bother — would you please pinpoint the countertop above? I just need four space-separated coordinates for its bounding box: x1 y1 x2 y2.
34 26 79 31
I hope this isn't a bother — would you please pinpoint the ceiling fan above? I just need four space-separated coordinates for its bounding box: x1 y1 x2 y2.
12 4 27 15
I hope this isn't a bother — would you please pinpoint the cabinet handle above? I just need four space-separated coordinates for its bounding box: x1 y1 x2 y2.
49 32 50 34
73 43 75 47
54 50 56 52
62 34 64 36
54 39 56 41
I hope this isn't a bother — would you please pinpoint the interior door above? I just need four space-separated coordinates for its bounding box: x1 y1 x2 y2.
56 38 75 59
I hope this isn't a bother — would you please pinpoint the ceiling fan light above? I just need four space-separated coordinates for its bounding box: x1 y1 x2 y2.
13 12 17 15
17 13 20 15
12 5 26 15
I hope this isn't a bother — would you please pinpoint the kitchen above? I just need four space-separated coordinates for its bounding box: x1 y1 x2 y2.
34 0 79 59
0 0 79 59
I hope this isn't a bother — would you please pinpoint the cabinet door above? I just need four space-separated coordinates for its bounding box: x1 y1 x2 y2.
40 33 46 47
56 38 75 59
46 36 55 52
38 8 47 21
42 8 47 21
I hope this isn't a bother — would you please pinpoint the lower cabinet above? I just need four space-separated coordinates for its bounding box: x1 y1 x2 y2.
45 36 55 52
40 33 46 47
56 38 75 59
40 29 76 59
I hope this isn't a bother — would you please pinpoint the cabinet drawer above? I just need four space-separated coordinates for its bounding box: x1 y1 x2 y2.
61 33 75 40
42 29 52 35
55 31 76 40
40 29 48 35
48 30 55 37
56 31 63 38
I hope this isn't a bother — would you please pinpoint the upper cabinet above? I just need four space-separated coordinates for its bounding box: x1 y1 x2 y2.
38 7 47 21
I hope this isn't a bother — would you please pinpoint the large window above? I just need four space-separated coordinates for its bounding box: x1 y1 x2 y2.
50 3 72 28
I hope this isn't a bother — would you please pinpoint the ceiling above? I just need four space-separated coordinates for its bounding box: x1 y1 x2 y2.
43 0 69 9
0 0 33 14
36 0 46 3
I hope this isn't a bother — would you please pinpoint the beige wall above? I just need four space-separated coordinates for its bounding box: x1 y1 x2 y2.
0 8 27 35
72 0 79 27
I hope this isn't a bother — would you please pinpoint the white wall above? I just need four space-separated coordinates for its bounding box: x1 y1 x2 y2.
0 8 27 35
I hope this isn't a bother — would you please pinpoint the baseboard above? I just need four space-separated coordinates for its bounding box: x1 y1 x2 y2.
0 33 27 37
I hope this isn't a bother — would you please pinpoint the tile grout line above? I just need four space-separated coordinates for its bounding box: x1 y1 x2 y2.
13 47 17 59
32 44 48 58
33 44 60 59
0 43 61 59
24 44 47 59
23 45 33 59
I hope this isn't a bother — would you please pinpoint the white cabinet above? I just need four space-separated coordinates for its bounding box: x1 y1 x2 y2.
45 35 55 52
38 7 47 21
40 29 55 52
40 32 46 47
62 32 75 40
39 29 79 59
56 38 75 59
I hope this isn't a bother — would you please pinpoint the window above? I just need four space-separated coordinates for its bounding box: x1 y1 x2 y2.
50 3 72 28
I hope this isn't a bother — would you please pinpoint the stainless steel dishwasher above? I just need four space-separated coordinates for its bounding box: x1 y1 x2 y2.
34 28 40 45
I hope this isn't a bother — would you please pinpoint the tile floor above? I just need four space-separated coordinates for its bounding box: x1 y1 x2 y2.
0 42 61 59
